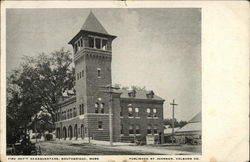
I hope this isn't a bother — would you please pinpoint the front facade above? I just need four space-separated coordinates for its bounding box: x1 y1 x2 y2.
55 12 165 143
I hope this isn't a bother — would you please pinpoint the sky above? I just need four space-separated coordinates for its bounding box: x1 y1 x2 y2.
6 8 201 121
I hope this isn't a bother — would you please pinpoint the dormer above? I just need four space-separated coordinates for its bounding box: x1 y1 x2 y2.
128 89 136 98
146 90 155 98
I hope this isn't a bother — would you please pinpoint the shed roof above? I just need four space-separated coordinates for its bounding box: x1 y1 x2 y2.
176 122 201 133
189 111 201 123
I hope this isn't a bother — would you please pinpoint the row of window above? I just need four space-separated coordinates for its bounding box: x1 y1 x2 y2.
55 104 84 122
74 37 83 53
76 68 101 80
95 102 105 114
121 107 158 118
97 122 158 135
55 102 106 121
121 124 158 135
74 36 108 53
77 70 84 80
89 36 108 51
79 104 84 115
58 108 78 121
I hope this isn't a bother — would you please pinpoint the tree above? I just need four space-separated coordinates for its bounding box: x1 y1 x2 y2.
7 48 75 127
163 118 187 128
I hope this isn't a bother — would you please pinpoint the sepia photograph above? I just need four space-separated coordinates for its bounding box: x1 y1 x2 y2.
6 8 201 156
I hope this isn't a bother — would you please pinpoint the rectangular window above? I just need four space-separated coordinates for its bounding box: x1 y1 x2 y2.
129 125 134 134
102 39 108 50
73 107 76 117
80 38 83 47
98 121 103 129
128 107 133 117
154 125 158 134
77 41 80 51
81 104 84 114
89 37 94 48
77 73 79 80
82 70 84 77
147 125 152 134
95 38 101 49
120 124 123 135
135 125 140 134
120 111 123 117
79 104 82 115
97 68 101 77
74 44 78 53
79 71 81 78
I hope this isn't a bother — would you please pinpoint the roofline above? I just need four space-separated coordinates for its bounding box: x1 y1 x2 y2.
68 30 117 45
55 96 76 108
120 97 165 104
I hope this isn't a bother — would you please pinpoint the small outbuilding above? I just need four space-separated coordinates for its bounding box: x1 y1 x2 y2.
175 112 201 144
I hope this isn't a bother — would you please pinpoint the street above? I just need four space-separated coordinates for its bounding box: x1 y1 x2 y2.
37 141 201 155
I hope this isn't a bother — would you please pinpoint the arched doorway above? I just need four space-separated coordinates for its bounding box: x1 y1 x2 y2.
68 125 73 140
74 124 78 139
81 124 84 139
63 127 67 140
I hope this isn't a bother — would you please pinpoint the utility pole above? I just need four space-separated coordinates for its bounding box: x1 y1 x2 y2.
100 84 119 147
170 99 178 144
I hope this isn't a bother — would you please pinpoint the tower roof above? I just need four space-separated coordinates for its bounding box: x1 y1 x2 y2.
68 11 116 45
81 11 108 35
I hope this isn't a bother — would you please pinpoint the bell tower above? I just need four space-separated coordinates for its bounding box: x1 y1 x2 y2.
68 11 117 140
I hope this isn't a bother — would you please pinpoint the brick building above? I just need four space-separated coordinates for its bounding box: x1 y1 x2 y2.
54 12 165 143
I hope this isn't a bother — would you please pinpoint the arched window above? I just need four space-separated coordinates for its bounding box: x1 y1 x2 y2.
153 108 157 117
147 108 151 117
95 103 99 113
100 103 104 113
70 109 72 118
135 108 139 117
128 107 133 117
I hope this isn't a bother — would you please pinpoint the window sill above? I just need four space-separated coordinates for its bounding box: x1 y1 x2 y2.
135 117 140 119
98 129 103 130
120 116 124 118
128 117 133 118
